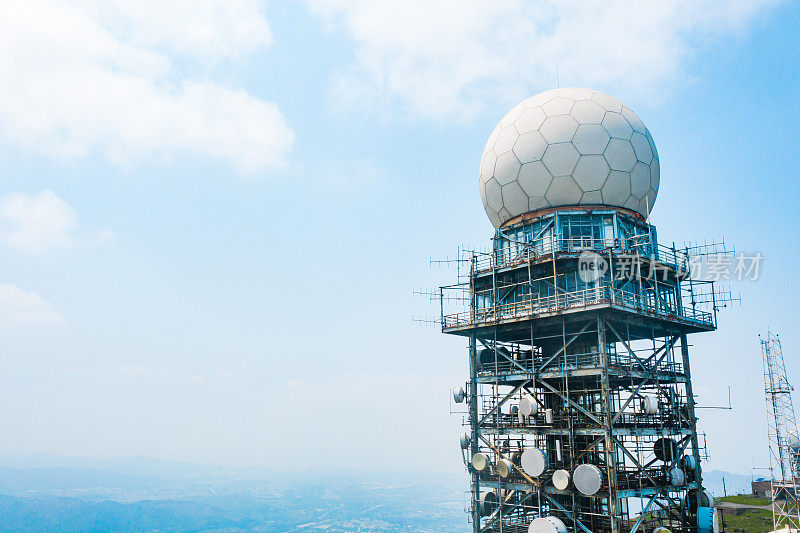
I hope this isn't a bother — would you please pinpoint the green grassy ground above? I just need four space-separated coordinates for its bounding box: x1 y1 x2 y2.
717 495 774 533
720 495 772 506
718 508 773 532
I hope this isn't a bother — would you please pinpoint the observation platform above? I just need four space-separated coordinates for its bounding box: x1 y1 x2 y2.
441 285 715 338
474 349 686 386
474 237 691 280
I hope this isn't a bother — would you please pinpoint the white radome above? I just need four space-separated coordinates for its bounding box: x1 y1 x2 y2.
479 88 660 228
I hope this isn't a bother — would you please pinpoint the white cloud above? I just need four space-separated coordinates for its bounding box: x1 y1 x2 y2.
0 0 292 172
0 190 114 253
77 0 273 60
0 284 64 327
305 0 779 120
326 158 386 189
0 190 77 252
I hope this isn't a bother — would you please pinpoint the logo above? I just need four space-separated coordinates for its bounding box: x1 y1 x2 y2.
578 251 608 283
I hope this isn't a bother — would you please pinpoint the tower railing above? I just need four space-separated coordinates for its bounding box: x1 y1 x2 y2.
442 284 713 330
474 349 684 378
481 234 690 275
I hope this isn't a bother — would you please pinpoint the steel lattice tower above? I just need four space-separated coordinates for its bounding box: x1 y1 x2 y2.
442 210 722 533
761 331 800 531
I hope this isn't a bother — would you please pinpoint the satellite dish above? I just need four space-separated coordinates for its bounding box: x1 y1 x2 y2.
552 469 571 490
684 488 714 516
520 447 548 477
670 467 686 486
479 491 498 516
702 490 715 508
478 348 494 365
497 458 514 478
654 438 679 462
640 395 659 415
478 347 511 366
528 516 567 533
519 396 538 416
453 386 465 403
460 432 471 450
472 452 490 471
574 464 603 495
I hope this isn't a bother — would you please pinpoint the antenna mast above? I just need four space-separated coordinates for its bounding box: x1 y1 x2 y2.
761 331 800 531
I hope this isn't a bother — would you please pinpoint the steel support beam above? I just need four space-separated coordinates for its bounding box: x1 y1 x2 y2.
681 333 704 495
469 333 481 533
598 314 620 533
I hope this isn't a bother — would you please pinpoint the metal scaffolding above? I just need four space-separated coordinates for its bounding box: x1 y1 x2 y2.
443 207 723 533
761 331 800 531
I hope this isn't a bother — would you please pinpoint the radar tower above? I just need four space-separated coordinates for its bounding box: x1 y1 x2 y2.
444 88 726 533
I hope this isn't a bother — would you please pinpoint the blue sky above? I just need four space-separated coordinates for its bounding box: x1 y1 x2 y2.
0 0 797 475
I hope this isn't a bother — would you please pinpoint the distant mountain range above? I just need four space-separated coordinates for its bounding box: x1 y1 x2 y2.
0 454 758 532
0 494 247 533
0 454 467 532
703 469 756 497
0 453 256 480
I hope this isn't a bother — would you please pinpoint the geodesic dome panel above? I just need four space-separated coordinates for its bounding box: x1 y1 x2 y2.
479 88 659 228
